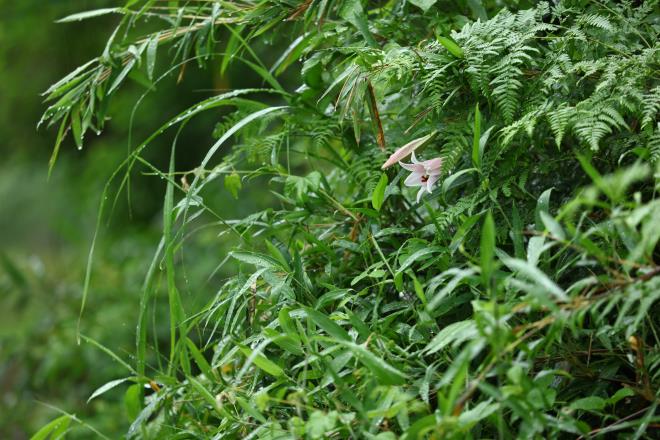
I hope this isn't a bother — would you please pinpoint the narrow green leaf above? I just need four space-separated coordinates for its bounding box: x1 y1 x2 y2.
164 142 185 372
80 334 136 374
501 257 568 302
510 203 524 259
30 415 71 440
535 188 553 231
339 0 377 47
425 320 478 354
186 338 215 380
272 33 313 77
472 104 481 169
56 8 122 22
372 173 388 211
480 211 495 285
108 58 136 94
236 396 268 423
540 211 565 240
264 329 303 355
238 345 285 377
230 251 282 269
304 307 351 342
71 105 83 149
146 33 159 80
396 247 439 274
87 377 133 403
221 25 244 76
336 341 406 385
47 117 68 179
188 376 222 415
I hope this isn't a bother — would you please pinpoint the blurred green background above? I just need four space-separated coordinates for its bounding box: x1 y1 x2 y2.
0 1 281 437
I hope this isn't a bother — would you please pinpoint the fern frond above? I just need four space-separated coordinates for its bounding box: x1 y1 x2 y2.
642 86 660 129
649 127 660 164
547 104 575 147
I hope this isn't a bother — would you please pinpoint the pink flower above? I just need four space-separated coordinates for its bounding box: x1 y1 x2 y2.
381 132 435 169
400 153 443 203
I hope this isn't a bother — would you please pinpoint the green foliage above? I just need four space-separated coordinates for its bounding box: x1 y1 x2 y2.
40 0 660 438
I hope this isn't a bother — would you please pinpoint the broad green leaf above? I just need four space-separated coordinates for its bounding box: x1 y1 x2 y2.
306 410 338 439
526 236 546 266
124 384 142 420
570 396 607 411
278 307 297 335
608 387 635 405
224 172 242 199
30 415 71 440
467 0 488 20
339 0 377 47
437 36 464 58
264 240 291 271
458 400 499 426
441 168 477 195
408 0 438 12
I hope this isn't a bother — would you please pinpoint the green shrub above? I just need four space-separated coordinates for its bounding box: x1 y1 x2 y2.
39 0 659 438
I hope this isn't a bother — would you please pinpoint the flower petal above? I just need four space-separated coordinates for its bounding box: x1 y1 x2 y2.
400 161 425 173
424 158 443 175
416 187 425 203
404 171 424 187
426 174 440 193
381 133 434 169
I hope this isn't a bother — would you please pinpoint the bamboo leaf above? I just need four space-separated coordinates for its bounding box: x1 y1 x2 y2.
472 104 482 169
304 307 351 342
87 377 134 403
56 8 122 23
238 345 285 377
371 173 388 211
